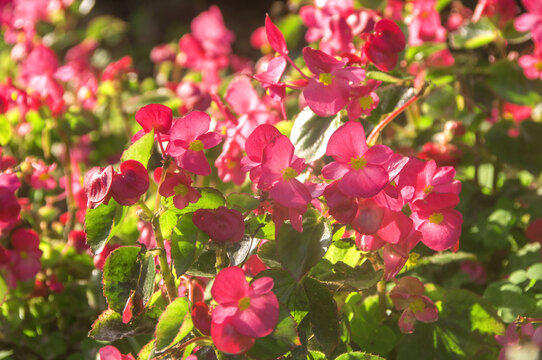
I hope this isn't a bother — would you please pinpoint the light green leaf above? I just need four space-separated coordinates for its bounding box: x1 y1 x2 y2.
154 297 193 353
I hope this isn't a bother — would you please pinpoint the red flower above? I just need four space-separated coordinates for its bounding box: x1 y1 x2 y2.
110 160 149 206
10 228 42 282
135 103 172 134
363 19 405 72
83 165 114 209
193 207 245 244
210 267 279 354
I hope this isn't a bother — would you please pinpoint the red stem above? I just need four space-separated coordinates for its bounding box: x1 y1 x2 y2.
366 83 429 146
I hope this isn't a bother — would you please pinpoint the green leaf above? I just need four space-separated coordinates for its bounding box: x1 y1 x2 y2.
450 18 497 49
487 61 542 106
484 281 539 323
61 111 94 136
303 277 340 354
121 129 154 168
0 275 6 306
404 43 447 63
398 289 504 360
368 85 418 123
89 308 160 341
343 294 396 356
277 209 332 280
102 246 141 313
154 297 193 353
247 213 275 241
137 339 155 360
84 199 125 254
323 240 360 267
159 209 179 239
226 192 260 212
527 263 542 281
366 71 402 83
185 248 217 277
170 214 207 277
335 352 386 360
255 269 310 324
290 108 342 163
310 260 382 292
247 304 301 360
164 187 225 215
277 14 304 49
0 115 12 146
137 252 156 307
86 15 126 43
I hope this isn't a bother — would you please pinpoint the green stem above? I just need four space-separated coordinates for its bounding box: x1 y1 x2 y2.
138 199 177 303
52 116 76 241
215 244 228 272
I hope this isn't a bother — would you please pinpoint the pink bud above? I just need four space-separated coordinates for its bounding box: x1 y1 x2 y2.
84 166 114 209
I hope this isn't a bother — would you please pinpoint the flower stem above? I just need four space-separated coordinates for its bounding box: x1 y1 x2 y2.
138 199 177 303
366 82 429 147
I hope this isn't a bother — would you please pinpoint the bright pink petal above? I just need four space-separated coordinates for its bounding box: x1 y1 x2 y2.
269 179 312 209
212 305 239 324
245 124 281 162
339 165 389 198
99 346 122 360
135 104 172 133
211 267 249 304
523 0 542 14
326 121 367 163
416 209 462 251
303 78 349 117
414 296 439 323
177 149 211 176
169 111 211 142
233 292 279 338
197 131 222 149
302 47 346 75
377 210 413 244
351 200 385 234
225 77 260 115
265 14 289 56
261 135 295 175
254 56 287 84
321 161 350 180
364 144 393 165
250 277 274 296
515 14 540 32
211 317 255 355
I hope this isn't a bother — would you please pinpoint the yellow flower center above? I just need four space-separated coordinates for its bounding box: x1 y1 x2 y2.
238 296 251 311
226 159 237 169
20 251 28 260
423 185 434 195
406 252 420 268
281 167 298 181
359 95 374 111
174 183 188 196
319 73 334 86
350 156 367 170
409 298 425 313
429 212 444 224
11 91 18 102
536 61 542 72
38 173 50 181
188 140 204 152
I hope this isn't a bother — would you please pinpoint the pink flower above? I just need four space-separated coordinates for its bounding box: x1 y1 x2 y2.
165 111 222 176
518 47 542 80
390 276 438 334
101 56 133 81
68 230 89 254
410 192 463 251
29 160 56 190
496 323 542 360
83 165 114 209
322 121 393 198
408 0 447 46
258 134 312 210
215 139 246 185
193 207 245 244
10 228 42 282
158 170 200 210
110 160 149 206
241 124 281 183
302 47 365 117
395 158 461 203
135 103 172 134
98 345 135 360
210 267 279 355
